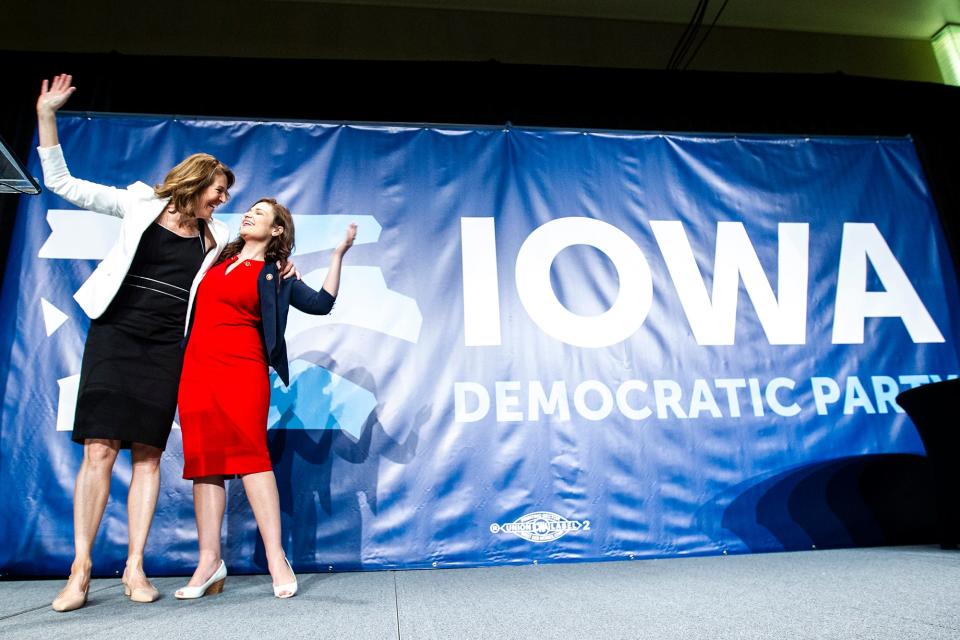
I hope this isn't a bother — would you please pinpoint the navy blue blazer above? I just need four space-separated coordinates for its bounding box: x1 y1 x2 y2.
185 260 336 387
258 261 336 386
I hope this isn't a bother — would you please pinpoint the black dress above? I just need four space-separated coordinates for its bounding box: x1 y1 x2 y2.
72 221 209 450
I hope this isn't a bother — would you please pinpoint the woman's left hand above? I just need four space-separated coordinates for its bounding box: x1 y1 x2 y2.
335 223 358 256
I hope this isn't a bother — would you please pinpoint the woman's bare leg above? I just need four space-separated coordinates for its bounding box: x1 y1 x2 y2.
55 438 120 603
124 443 162 595
181 476 226 589
241 470 295 592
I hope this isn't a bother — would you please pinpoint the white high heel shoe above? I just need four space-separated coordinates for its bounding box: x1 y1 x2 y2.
175 560 227 600
273 557 297 599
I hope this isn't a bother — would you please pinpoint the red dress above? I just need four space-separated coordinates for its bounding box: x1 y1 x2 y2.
178 256 272 479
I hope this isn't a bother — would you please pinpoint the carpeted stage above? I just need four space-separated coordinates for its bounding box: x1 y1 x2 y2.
1 546 957 639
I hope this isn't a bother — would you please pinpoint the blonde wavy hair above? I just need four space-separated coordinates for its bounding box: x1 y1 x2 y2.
154 153 235 219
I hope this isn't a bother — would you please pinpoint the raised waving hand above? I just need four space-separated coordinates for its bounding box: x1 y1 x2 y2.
335 222 358 257
37 74 76 147
321 223 357 298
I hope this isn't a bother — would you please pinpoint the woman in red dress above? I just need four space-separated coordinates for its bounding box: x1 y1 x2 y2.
176 198 355 599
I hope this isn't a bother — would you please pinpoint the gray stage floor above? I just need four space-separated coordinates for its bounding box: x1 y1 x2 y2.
1 546 957 639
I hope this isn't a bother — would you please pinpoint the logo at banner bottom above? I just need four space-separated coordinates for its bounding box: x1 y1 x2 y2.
490 511 591 543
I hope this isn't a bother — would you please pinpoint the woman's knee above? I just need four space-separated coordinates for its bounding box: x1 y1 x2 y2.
131 443 162 470
83 439 120 467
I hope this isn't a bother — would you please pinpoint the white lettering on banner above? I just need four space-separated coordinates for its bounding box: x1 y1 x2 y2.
529 381 571 421
653 379 687 419
460 218 502 346
766 377 801 417
871 376 900 414
573 380 615 421
689 379 723 419
461 218 944 347
811 377 842 415
454 382 491 422
495 381 524 422
747 379 765 417
650 221 809 345
514 217 653 348
843 376 877 415
615 380 652 420
714 378 747 417
832 223 945 344
898 375 930 389
455 374 957 423
810 374 957 415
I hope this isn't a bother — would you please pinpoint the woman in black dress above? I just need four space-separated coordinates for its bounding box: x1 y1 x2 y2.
37 74 236 612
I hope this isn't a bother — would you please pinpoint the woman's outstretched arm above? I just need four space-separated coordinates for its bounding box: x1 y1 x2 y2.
36 74 128 218
289 223 357 315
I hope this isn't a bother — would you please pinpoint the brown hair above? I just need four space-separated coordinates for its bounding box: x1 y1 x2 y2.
217 198 296 266
154 153 235 220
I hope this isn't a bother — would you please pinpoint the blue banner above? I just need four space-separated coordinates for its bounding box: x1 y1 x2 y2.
1 115 958 576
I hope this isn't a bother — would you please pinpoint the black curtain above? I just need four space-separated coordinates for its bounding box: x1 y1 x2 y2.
2 50 959 282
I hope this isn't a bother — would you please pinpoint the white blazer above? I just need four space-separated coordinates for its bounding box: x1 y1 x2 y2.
38 144 230 334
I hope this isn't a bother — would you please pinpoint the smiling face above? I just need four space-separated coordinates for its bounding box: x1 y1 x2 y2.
239 200 284 242
194 173 229 219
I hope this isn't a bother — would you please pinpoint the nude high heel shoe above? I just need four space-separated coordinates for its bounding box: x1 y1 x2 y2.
174 560 227 600
52 581 89 612
122 575 160 603
273 557 297 599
